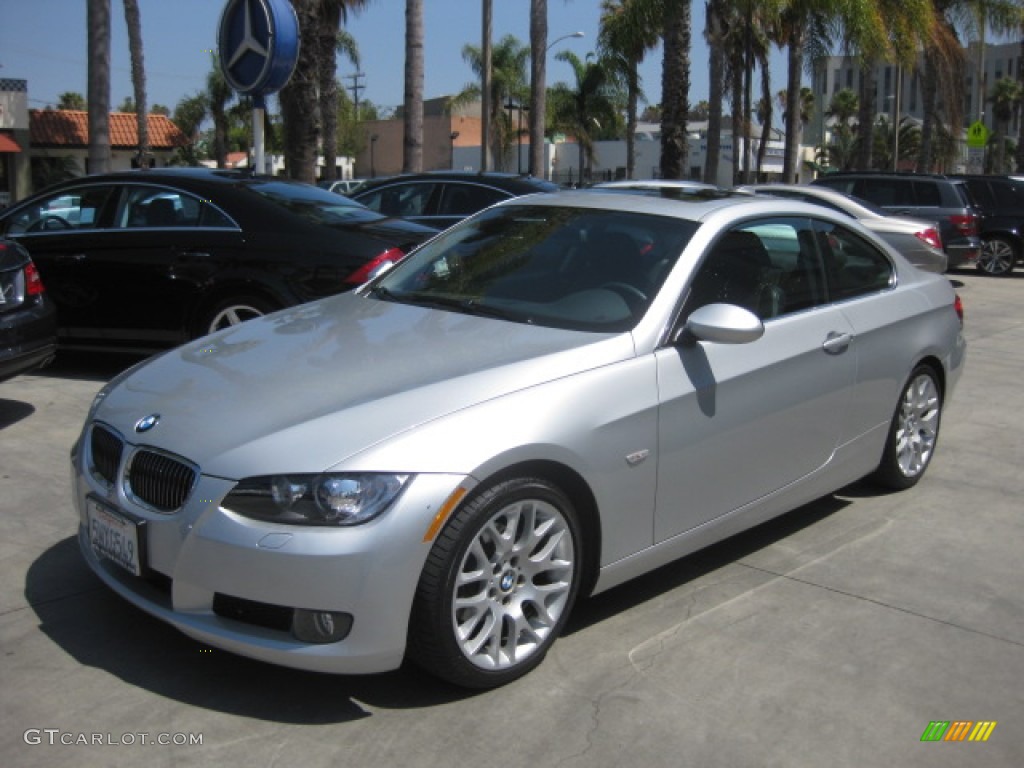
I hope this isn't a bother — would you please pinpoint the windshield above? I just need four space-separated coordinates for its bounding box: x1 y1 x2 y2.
372 204 697 332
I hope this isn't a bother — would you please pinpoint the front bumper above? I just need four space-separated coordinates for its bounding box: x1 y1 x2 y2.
73 448 466 675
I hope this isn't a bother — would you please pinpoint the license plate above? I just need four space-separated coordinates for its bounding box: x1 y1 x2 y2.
87 497 143 576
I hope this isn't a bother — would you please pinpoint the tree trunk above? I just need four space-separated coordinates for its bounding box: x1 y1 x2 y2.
87 0 111 174
319 3 343 180
403 0 424 173
280 0 320 182
856 62 875 170
704 0 725 185
123 0 148 167
783 26 804 182
528 0 547 177
659 2 690 179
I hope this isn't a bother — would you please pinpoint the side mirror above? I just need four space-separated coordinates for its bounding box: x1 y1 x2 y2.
678 303 765 345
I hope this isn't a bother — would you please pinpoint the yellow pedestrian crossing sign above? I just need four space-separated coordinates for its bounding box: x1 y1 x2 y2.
967 121 989 149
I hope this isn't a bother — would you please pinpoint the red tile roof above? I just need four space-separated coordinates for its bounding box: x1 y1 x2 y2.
29 109 188 149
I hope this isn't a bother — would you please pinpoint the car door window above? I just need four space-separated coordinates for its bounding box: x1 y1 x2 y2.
813 219 894 301
4 186 115 234
359 183 436 218
685 218 827 321
115 186 236 229
438 184 506 217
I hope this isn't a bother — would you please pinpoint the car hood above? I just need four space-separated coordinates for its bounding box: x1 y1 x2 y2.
92 292 634 478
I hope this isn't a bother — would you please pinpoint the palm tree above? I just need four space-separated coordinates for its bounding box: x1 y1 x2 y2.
58 92 87 111
318 1 367 181
206 55 235 169
528 0 547 177
659 0 690 179
704 0 728 184
87 0 111 174
599 0 662 180
457 35 530 171
171 93 207 166
989 76 1023 172
825 87 859 170
549 51 622 182
123 0 148 167
403 0 424 172
280 1 321 181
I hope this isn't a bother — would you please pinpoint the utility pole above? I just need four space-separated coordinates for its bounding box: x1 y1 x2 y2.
344 72 366 120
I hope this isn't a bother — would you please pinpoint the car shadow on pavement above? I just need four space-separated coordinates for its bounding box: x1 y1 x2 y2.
0 398 35 429
38 350 151 384
565 487 858 635
25 538 480 723
26 484 874 718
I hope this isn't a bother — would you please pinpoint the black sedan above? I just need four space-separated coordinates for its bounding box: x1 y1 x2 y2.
352 171 557 230
0 238 56 382
0 169 437 352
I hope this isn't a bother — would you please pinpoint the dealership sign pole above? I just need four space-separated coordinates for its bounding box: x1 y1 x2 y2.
218 0 299 174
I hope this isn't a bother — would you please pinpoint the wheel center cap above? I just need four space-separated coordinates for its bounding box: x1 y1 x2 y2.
499 571 516 592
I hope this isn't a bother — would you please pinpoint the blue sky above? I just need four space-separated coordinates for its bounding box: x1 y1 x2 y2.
0 1 777 117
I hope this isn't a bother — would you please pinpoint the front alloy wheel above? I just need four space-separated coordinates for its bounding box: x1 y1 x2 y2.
872 366 942 489
977 237 1016 276
409 477 581 688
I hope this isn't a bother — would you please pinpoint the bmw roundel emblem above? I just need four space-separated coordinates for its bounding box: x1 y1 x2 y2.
135 414 161 433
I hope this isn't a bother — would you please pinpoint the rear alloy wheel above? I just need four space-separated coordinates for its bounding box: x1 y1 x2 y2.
976 237 1016 276
871 366 942 490
409 477 581 689
198 295 277 337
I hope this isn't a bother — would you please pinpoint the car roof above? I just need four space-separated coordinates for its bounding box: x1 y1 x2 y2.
354 171 558 194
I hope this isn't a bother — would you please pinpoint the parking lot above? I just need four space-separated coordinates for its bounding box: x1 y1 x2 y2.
1 268 1021 768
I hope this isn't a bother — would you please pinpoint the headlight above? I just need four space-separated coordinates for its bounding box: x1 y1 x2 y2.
222 473 410 526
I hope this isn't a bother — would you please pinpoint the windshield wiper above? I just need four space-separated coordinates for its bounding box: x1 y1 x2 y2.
374 289 529 323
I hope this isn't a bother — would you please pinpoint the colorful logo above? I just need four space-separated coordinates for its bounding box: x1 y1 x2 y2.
920 721 997 742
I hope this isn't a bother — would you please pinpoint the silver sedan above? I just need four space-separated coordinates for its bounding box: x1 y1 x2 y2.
72 191 965 688
739 183 949 273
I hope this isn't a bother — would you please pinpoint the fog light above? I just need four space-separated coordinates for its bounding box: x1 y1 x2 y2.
292 609 353 644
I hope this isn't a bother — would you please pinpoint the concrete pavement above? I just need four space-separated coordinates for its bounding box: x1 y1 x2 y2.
1 269 1021 768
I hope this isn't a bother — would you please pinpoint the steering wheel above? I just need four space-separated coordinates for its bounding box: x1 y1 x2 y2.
601 281 648 310
28 215 73 232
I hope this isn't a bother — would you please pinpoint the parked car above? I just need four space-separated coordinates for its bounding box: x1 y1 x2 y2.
73 191 965 688
954 174 1024 276
738 183 948 273
0 238 57 382
811 171 981 269
351 171 558 230
319 179 368 196
0 169 437 352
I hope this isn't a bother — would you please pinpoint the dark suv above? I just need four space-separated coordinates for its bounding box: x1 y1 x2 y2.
812 172 982 270
955 174 1024 276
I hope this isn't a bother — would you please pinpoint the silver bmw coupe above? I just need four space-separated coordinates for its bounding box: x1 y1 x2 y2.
72 190 965 688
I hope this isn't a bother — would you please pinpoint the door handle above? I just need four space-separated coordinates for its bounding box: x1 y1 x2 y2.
822 331 852 355
56 252 87 263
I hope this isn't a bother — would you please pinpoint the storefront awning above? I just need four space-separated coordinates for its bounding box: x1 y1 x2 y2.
0 134 23 152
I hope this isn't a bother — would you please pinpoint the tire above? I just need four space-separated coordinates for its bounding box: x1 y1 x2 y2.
195 295 277 338
408 477 582 689
976 236 1016 276
871 365 942 490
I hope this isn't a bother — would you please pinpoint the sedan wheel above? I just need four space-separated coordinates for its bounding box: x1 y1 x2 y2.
977 237 1016 276
872 366 942 489
409 477 581 688
197 296 276 338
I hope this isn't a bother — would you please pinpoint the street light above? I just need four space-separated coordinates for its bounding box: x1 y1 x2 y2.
450 131 460 169
369 134 379 178
547 30 584 53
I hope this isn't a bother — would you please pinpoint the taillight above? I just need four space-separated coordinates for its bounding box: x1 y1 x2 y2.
954 293 964 327
25 260 45 296
914 227 943 251
345 247 405 286
949 214 979 237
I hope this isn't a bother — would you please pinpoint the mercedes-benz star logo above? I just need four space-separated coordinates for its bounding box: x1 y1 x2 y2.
226 0 268 69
